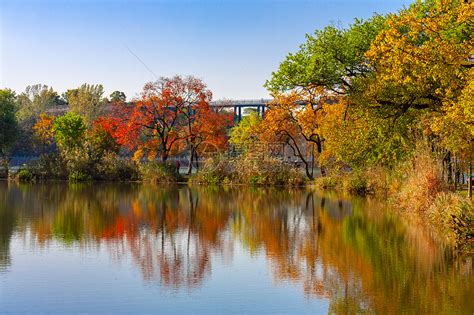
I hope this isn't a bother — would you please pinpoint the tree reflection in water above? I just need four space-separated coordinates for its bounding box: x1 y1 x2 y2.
0 182 472 313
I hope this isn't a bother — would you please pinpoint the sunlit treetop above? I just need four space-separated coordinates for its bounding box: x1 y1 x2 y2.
264 14 386 101
365 0 473 113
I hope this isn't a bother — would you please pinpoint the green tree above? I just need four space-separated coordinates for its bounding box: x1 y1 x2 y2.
14 85 62 155
0 90 19 176
53 112 87 151
65 84 105 125
16 84 62 124
109 91 126 103
264 15 386 101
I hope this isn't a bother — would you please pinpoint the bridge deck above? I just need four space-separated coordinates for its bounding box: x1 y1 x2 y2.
209 99 273 107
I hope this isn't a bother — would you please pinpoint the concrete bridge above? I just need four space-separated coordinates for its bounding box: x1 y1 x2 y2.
210 99 272 122
46 99 275 122
45 98 320 123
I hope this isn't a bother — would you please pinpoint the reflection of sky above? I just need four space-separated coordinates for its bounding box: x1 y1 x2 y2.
1 236 329 314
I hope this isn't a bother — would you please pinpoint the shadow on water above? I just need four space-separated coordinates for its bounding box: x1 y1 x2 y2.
0 181 472 313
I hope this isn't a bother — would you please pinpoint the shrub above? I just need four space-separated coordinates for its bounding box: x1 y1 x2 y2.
139 162 180 183
62 146 94 178
96 152 139 181
427 192 473 246
69 171 92 182
28 153 67 180
0 168 7 179
364 166 389 194
221 176 231 186
17 168 35 182
190 155 233 185
234 155 305 186
343 172 369 195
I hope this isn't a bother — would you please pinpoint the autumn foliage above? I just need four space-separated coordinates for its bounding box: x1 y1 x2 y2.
261 0 473 191
103 76 232 169
9 0 473 190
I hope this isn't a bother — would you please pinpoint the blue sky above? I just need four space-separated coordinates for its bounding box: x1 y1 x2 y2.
1 0 412 100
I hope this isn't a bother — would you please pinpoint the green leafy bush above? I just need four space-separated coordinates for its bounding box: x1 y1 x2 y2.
69 171 92 182
53 112 87 149
17 168 35 182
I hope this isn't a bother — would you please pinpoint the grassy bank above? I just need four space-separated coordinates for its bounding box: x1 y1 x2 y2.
312 153 474 249
8 153 181 184
190 154 305 186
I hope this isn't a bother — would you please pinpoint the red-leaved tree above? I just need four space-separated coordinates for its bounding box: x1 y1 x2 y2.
103 76 232 166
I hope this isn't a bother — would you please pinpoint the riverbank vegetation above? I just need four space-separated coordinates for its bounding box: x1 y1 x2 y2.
0 1 472 243
190 154 305 186
261 0 473 247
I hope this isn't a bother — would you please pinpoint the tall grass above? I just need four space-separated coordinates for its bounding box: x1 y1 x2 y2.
394 151 445 213
427 192 473 246
191 154 305 186
391 150 472 247
139 162 181 183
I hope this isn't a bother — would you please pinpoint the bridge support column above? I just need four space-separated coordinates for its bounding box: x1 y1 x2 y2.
238 106 242 122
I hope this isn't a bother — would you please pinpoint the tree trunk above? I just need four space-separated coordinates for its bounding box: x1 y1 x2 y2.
446 151 452 185
2 159 8 179
187 146 194 175
469 159 472 199
161 150 168 162
315 140 326 177
193 150 199 171
0 152 9 179
304 161 314 180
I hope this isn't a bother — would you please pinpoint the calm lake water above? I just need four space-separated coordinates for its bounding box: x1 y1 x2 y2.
0 182 473 314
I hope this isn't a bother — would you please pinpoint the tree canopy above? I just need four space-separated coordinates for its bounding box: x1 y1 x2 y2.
0 89 19 170
65 84 106 125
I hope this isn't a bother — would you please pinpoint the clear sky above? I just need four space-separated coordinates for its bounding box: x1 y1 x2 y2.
1 0 412 100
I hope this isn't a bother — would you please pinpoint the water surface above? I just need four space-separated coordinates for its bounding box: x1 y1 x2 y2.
0 182 472 314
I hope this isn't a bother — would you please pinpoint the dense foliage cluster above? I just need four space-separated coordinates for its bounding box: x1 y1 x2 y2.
0 0 472 193
228 0 473 194
0 76 233 182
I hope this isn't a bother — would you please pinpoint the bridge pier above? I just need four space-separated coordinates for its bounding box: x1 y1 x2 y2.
256 105 266 118
213 99 272 123
233 106 243 122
